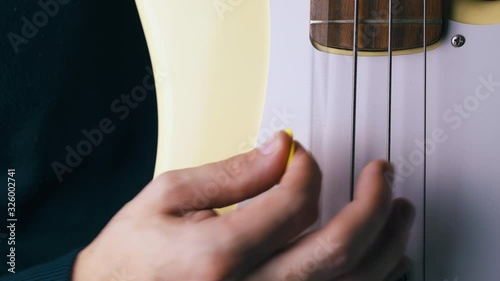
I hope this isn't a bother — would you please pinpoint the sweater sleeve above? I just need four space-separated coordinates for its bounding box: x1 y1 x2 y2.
1 249 81 281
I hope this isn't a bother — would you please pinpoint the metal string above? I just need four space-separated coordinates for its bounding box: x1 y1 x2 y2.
350 0 360 200
388 0 394 162
423 0 428 279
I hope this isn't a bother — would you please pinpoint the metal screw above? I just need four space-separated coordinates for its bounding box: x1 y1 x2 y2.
451 35 466 48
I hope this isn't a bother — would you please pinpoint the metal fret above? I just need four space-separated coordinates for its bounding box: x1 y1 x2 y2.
310 19 442 25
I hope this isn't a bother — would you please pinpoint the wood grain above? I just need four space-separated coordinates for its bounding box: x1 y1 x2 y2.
310 0 443 51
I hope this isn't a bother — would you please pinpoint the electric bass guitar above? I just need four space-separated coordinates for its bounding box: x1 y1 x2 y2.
136 0 500 280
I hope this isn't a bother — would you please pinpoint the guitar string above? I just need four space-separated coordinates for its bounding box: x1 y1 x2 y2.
350 0 361 200
423 0 428 279
388 0 394 162
348 1 428 278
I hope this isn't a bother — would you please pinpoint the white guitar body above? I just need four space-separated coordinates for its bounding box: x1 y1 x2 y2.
259 1 500 280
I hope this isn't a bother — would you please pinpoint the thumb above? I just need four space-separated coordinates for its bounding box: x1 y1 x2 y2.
133 131 293 215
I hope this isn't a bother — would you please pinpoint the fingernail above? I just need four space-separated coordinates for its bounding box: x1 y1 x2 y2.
258 132 280 155
398 203 416 229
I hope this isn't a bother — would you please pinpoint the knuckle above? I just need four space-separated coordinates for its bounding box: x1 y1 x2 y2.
221 151 255 178
323 244 356 274
211 159 240 188
307 199 320 218
284 191 320 230
157 171 188 189
196 252 234 281
309 154 323 180
295 180 321 218
209 151 255 191
182 231 236 281
155 170 191 198
301 197 320 226
298 153 323 195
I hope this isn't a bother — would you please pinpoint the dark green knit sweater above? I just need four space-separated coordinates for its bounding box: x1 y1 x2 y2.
1 0 158 279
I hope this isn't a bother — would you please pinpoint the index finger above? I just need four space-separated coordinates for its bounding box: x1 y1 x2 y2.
244 160 393 281
216 143 322 264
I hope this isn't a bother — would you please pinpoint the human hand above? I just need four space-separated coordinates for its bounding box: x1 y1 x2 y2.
245 160 415 281
72 131 414 281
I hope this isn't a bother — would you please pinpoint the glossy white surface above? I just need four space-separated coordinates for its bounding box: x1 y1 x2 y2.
259 0 500 279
